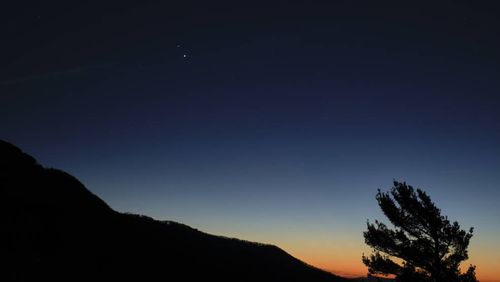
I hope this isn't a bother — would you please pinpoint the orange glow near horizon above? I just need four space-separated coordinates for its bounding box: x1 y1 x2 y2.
276 237 500 282
273 233 371 279
291 251 499 282
297 255 498 282
196 221 500 282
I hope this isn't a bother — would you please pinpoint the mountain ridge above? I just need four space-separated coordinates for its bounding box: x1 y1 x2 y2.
2 140 349 282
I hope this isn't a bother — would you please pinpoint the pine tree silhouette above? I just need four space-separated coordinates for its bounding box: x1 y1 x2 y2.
362 181 478 282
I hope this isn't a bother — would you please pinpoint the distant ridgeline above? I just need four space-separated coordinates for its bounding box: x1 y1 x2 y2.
1 140 348 282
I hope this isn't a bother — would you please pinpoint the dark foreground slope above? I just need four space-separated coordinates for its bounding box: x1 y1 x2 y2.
1 140 346 282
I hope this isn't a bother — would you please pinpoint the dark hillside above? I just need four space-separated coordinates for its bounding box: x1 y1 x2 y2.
1 140 347 282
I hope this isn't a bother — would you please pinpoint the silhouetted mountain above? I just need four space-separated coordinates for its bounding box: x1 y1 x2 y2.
2 140 348 282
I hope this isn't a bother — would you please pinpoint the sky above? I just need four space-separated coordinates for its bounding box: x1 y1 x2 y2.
1 0 500 280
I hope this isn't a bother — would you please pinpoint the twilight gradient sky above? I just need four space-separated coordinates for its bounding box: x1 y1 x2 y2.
2 1 500 280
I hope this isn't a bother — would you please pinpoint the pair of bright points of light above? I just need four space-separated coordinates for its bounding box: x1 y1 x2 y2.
177 44 188 58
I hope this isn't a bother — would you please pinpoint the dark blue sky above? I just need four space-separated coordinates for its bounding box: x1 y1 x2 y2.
2 1 500 279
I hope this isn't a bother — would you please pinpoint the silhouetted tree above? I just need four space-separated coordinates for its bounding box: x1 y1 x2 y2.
362 181 477 282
